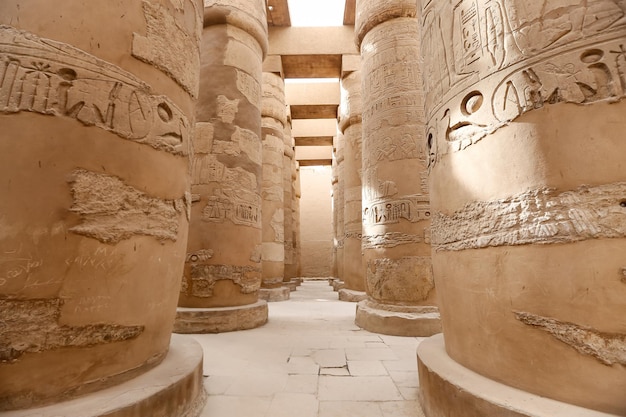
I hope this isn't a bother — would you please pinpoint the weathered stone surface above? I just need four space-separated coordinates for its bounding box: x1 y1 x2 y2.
0 0 201 410
0 298 143 362
132 0 202 98
258 286 290 302
338 289 367 303
425 0 626 414
432 183 626 251
515 311 626 366
0 335 206 417
69 169 186 244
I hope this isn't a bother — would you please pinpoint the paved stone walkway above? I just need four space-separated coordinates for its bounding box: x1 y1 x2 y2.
193 279 427 417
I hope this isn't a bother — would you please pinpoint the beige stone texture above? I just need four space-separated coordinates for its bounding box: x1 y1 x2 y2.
283 122 297 280
258 286 291 302
335 134 346 280
1 335 206 417
338 289 368 303
261 72 286 289
423 0 626 414
339 70 365 292
357 0 439 337
0 0 201 409
179 1 267 316
417 334 616 417
175 300 268 333
355 300 441 337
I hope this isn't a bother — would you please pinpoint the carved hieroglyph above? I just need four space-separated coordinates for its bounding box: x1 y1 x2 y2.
0 26 192 156
180 1 266 306
423 0 626 167
424 1 626 414
260 73 286 287
340 70 365 292
0 1 201 409
360 13 434 307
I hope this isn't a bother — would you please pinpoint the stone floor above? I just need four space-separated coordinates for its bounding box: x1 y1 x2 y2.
191 279 427 417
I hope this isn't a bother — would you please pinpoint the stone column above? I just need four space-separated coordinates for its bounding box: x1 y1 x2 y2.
283 113 301 288
259 72 289 301
355 0 441 336
175 0 268 333
332 134 346 290
0 1 205 414
417 1 626 416
338 70 367 302
294 162 303 278
330 155 340 283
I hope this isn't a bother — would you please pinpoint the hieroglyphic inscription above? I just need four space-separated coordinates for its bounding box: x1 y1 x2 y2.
515 311 626 366
422 1 626 164
202 189 261 228
363 196 430 225
183 264 261 297
0 298 143 362
212 126 262 165
0 26 191 155
362 232 423 249
236 69 262 110
366 256 434 302
432 182 626 251
216 95 239 123
69 169 185 243
132 0 201 98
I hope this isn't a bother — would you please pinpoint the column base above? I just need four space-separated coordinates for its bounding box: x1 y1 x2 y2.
332 279 345 291
3 334 206 417
355 299 441 336
174 300 268 333
338 289 367 302
285 281 298 291
259 286 291 301
417 334 612 417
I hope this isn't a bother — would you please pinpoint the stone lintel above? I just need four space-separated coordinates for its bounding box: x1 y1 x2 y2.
174 301 268 333
2 335 206 417
417 334 614 417
355 299 441 337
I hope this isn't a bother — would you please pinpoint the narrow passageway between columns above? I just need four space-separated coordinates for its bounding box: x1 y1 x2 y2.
191 280 427 417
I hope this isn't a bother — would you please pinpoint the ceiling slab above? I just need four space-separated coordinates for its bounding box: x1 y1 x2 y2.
343 0 356 25
295 136 334 146
266 0 291 26
298 159 332 166
282 54 342 78
290 104 338 120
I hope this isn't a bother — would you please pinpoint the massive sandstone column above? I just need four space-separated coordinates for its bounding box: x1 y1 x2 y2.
259 72 289 301
175 0 268 333
294 163 303 278
283 113 301 288
0 1 205 414
417 1 626 416
332 134 346 288
354 0 441 336
338 70 367 302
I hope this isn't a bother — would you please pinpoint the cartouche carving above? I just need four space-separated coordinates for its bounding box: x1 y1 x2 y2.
423 0 626 166
181 264 261 297
0 26 191 155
